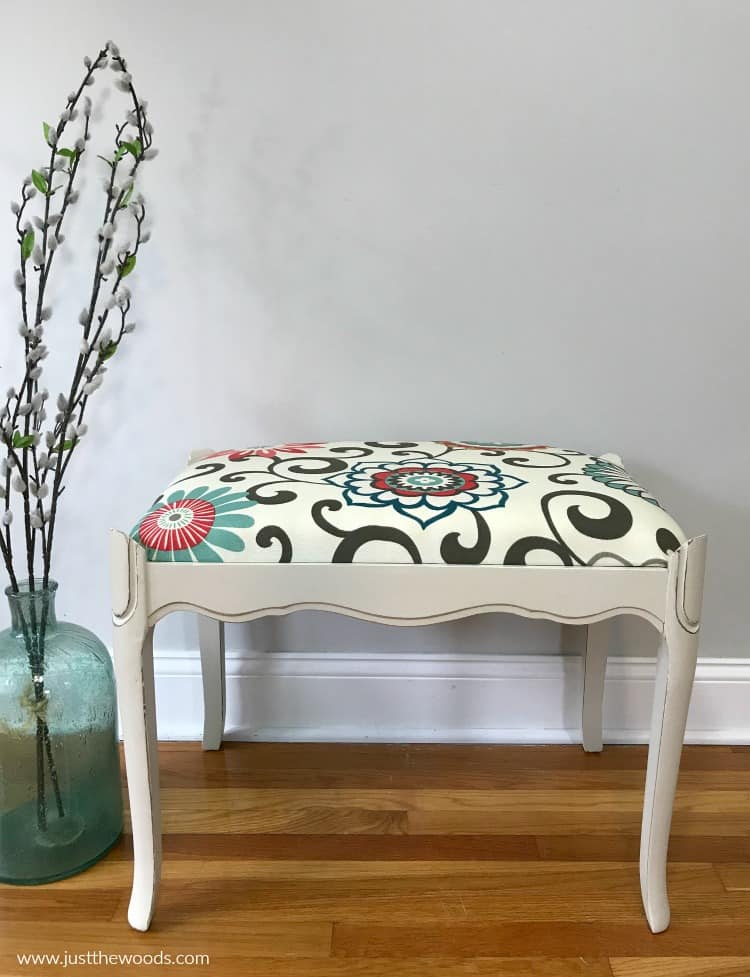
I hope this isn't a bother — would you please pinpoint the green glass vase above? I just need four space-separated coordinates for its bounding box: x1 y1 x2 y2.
0 579 123 884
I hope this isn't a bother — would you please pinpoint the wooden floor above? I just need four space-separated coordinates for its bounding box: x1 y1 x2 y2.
2 743 750 976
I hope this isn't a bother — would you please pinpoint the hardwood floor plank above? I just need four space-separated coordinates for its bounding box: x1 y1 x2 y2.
138 787 750 837
151 743 750 791
42 858 750 925
0 888 120 922
331 922 750 958
611 959 750 977
715 864 750 891
537 835 750 863
155 832 541 860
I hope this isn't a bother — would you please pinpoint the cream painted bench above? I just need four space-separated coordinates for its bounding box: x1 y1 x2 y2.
110 441 706 933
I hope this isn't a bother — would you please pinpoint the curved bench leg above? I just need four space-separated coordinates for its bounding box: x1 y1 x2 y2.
198 616 226 751
582 621 609 753
111 533 161 932
640 536 706 933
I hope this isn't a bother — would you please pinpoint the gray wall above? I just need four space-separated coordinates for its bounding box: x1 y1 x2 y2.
0 0 747 659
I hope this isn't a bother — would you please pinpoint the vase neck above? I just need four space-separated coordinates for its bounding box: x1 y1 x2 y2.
5 579 58 634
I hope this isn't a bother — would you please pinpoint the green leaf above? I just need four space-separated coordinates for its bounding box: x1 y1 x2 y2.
101 341 118 361
31 170 48 195
119 254 136 278
56 147 77 159
60 439 76 451
21 230 34 262
12 431 35 449
121 139 142 159
114 145 128 162
43 121 53 144
119 184 134 209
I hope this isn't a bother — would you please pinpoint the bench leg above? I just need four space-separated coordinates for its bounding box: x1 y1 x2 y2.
640 536 706 933
198 616 226 751
114 618 161 931
561 622 609 752
581 621 609 753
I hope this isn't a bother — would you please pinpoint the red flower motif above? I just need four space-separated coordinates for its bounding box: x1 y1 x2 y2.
371 466 479 497
139 498 216 551
207 443 325 462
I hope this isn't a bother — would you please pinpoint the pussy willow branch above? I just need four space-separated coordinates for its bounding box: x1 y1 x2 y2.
3 41 156 591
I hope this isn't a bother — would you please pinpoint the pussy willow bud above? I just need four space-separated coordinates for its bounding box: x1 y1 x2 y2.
10 201 20 215
2 511 13 527
32 246 44 265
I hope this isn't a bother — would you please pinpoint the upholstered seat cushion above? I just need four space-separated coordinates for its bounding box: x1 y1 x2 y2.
130 441 686 566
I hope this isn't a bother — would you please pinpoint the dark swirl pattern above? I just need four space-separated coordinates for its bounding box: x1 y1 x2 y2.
130 441 686 566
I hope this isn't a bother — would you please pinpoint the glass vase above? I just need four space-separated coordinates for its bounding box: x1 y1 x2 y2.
0 579 123 884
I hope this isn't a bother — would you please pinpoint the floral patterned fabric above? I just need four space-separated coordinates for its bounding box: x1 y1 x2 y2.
130 441 686 566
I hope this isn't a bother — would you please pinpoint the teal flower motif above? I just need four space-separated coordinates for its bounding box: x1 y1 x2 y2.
132 485 255 562
583 459 662 507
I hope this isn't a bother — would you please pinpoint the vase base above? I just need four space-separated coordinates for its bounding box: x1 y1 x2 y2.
0 795 123 885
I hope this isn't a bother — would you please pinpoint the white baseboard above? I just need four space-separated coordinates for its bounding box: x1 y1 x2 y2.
149 650 750 745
